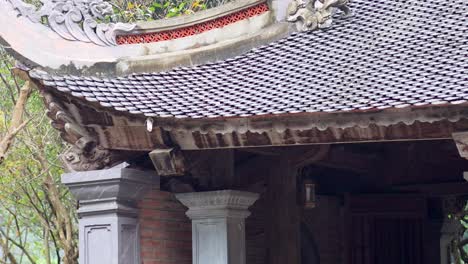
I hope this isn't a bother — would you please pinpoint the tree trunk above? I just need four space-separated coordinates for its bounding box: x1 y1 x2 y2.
0 81 31 164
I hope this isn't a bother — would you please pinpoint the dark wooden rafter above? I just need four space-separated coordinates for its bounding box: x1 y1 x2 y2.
301 145 379 174
236 144 380 179
288 145 331 168
394 182 468 197
237 148 281 156
237 145 331 170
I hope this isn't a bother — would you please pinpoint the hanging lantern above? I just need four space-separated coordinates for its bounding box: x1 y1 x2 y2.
303 179 316 209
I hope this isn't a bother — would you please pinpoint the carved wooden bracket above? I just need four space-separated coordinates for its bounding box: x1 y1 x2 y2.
452 132 468 160
42 91 125 171
149 148 187 177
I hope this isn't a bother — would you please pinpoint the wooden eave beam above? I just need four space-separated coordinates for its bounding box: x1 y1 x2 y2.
312 146 379 174
393 182 468 196
92 118 468 151
42 89 468 152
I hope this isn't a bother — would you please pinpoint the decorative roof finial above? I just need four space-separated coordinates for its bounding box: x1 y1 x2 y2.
6 0 135 46
287 0 352 32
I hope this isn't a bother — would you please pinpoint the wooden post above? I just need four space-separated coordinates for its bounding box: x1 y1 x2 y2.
266 156 301 264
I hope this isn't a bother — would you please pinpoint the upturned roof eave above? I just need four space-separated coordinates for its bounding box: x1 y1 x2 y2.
0 0 290 77
39 82 468 135
34 80 468 151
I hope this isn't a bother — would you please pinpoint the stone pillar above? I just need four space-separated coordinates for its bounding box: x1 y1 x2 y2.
440 217 461 264
440 195 464 264
62 167 156 264
175 190 259 264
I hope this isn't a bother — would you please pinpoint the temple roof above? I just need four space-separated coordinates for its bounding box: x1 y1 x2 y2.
30 0 467 120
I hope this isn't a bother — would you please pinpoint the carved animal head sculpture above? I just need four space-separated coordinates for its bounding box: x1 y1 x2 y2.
286 0 352 32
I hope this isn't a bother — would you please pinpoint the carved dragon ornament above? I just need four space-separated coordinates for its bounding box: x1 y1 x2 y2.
42 91 122 171
6 0 135 46
287 0 352 32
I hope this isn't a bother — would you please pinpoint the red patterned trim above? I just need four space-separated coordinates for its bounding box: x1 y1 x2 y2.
116 3 269 45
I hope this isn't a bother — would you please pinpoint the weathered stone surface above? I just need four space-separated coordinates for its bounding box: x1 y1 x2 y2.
0 0 288 75
270 0 292 21
62 167 157 210
62 167 158 264
7 0 135 46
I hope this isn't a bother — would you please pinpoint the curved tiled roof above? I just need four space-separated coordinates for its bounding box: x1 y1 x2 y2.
31 0 468 119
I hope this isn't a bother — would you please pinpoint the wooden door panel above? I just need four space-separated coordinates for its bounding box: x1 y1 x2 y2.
346 195 426 264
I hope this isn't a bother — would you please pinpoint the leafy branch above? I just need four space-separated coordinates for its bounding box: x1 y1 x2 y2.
107 0 218 23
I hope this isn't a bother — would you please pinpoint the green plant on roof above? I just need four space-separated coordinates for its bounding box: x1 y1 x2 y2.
107 0 222 23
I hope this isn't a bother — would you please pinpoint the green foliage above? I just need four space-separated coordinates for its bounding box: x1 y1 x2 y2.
0 49 78 263
107 0 217 23
24 0 229 24
458 203 468 263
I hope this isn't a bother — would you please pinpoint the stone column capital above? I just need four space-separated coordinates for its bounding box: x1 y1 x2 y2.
62 167 159 264
62 167 157 217
176 190 259 220
62 167 156 201
175 190 259 264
